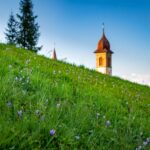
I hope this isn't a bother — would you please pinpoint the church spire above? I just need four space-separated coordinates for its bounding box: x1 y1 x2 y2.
102 22 105 35
52 48 57 60
51 41 57 60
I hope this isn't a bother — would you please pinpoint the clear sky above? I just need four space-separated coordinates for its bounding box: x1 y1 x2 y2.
0 0 150 85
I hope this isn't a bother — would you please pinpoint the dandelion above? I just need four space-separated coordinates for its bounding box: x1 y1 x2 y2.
50 129 55 136
17 110 23 118
75 135 80 140
105 120 111 127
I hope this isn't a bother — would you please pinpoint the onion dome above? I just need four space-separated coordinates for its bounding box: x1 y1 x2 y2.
94 24 113 54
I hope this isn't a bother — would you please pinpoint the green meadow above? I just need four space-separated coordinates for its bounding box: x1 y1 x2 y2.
0 43 150 150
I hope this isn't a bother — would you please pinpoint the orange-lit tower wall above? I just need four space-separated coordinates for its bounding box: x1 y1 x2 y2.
94 25 113 75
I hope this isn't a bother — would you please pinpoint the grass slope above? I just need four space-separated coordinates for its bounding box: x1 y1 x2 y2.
0 43 150 150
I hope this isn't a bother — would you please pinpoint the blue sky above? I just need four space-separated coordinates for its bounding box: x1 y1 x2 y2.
0 0 150 85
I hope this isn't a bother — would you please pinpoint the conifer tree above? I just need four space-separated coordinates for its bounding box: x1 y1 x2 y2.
5 12 18 45
17 0 40 52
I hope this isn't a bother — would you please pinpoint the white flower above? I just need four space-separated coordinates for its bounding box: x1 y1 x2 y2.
96 113 100 119
8 65 12 69
35 110 40 116
56 103 61 108
75 135 80 140
103 115 106 119
15 77 19 81
136 146 142 150
146 137 150 143
17 110 23 117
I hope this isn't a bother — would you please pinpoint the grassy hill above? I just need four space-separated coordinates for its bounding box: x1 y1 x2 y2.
0 43 150 150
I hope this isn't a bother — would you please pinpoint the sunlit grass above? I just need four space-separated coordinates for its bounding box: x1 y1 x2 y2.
0 43 150 149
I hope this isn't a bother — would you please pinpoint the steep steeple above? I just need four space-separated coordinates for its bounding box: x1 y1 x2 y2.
94 23 113 54
51 42 57 60
94 23 114 75
51 48 57 60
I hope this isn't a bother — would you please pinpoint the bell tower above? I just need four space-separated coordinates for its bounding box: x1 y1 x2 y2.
94 24 114 75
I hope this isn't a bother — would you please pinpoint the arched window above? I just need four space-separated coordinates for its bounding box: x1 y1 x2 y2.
108 57 111 67
99 57 102 66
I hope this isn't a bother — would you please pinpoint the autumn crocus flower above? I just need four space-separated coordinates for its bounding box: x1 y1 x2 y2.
50 129 55 136
18 110 23 118
105 120 111 127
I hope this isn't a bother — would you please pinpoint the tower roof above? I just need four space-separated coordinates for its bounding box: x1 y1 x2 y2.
51 48 57 60
94 25 113 54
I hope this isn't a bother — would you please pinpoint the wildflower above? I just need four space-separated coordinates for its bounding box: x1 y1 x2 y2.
96 113 100 119
20 77 23 81
8 65 12 69
89 130 93 134
75 135 80 140
56 103 61 108
143 141 148 146
140 132 143 136
15 77 18 81
35 110 40 116
105 120 111 127
45 99 49 104
136 146 142 150
103 115 106 119
146 137 150 143
18 110 23 118
50 129 55 136
53 70 56 74
6 101 12 107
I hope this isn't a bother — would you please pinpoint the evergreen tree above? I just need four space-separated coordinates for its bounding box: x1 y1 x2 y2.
17 0 40 52
5 12 18 45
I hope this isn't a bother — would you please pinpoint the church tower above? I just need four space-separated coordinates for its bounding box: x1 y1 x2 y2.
94 24 114 75
51 48 57 60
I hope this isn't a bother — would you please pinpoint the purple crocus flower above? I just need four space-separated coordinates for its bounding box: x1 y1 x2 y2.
105 120 111 127
50 129 55 136
7 101 12 107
